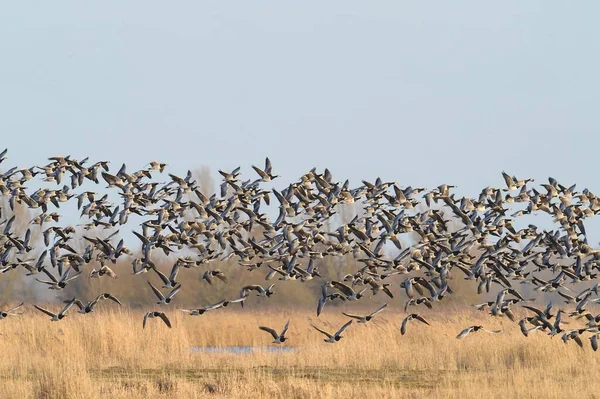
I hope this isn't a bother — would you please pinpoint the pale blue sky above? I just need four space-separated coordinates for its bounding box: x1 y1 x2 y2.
0 2 598 213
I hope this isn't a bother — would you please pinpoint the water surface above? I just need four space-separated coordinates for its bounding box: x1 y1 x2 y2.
190 346 297 354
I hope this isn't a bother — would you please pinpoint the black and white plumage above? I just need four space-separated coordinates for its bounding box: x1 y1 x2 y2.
312 320 353 343
259 320 290 344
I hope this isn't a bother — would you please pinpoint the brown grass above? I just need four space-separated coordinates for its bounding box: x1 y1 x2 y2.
0 307 598 398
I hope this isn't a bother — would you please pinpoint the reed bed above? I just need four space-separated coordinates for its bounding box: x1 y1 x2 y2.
0 307 598 398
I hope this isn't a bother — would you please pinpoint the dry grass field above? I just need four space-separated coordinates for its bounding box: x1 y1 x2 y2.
0 306 598 399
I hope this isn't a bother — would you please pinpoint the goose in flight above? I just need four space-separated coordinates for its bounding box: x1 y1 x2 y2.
363 277 394 299
590 333 600 351
89 265 117 279
180 307 216 316
405 297 433 312
35 266 81 290
259 320 290 344
5 153 600 353
95 292 123 305
561 329 588 348
316 282 346 317
34 298 76 321
240 284 276 298
501 171 518 191
400 313 430 335
518 318 542 337
180 297 246 315
312 320 353 343
146 161 167 172
456 325 502 339
202 269 228 285
0 302 24 319
143 311 171 329
330 281 367 301
521 305 561 334
70 293 122 314
252 157 278 182
342 303 387 323
239 284 275 307
151 262 180 288
148 281 181 305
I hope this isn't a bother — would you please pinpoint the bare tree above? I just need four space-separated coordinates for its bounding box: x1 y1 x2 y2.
193 166 215 197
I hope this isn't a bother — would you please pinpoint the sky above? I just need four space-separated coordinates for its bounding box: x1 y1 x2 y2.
0 2 599 237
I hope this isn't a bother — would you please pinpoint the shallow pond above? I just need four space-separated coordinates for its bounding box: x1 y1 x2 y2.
190 346 297 354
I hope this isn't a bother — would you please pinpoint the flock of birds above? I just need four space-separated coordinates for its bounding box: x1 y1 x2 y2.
1 149 600 349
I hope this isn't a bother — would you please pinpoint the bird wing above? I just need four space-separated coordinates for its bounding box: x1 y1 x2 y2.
502 171 515 188
166 284 182 300
259 326 279 340
168 263 180 282
265 157 272 174
88 296 103 310
311 324 333 339
331 281 354 297
101 265 117 278
105 293 122 306
518 319 529 336
265 269 277 280
132 231 150 245
205 301 226 310
281 320 290 337
317 297 326 317
7 302 24 313
527 326 542 335
152 267 171 285
521 305 545 318
60 298 76 316
335 320 353 337
306 259 314 274
508 288 525 301
143 312 150 329
413 314 430 326
243 285 263 294
382 285 394 299
412 281 425 296
320 282 328 298
404 299 413 313
482 328 502 334
368 303 388 317
456 327 473 339
147 281 165 300
252 165 268 180
33 305 56 318
71 299 85 311
40 267 57 282
591 335 599 351
342 312 362 320
504 308 516 322
63 272 82 283
158 312 172 328
435 283 448 299
400 316 410 335
267 265 286 276
538 317 555 331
